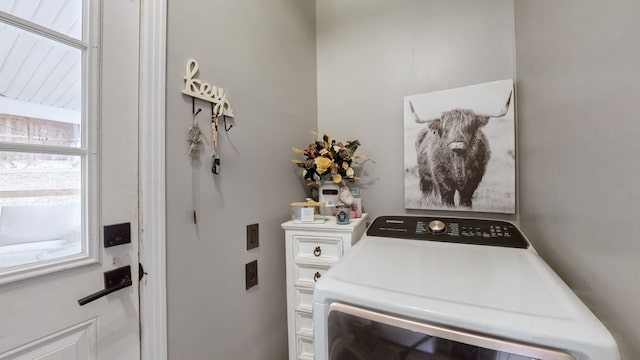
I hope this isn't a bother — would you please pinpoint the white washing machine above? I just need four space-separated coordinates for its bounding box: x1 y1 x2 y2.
313 216 620 360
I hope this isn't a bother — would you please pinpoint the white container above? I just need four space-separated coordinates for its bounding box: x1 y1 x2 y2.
290 199 326 222
292 206 315 222
318 183 340 206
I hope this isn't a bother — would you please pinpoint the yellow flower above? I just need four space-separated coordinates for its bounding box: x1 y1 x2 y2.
346 167 355 178
292 132 371 187
315 157 333 173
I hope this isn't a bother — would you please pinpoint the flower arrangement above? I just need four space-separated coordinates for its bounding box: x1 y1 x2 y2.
291 131 368 186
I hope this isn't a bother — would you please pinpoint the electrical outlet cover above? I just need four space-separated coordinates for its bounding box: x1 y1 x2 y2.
246 260 258 290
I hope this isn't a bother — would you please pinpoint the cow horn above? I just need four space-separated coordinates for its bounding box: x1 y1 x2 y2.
477 90 513 118
409 100 439 124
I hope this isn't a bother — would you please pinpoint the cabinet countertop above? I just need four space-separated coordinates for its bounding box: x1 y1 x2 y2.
281 214 368 231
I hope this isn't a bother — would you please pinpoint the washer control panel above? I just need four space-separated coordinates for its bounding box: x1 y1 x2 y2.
367 216 528 248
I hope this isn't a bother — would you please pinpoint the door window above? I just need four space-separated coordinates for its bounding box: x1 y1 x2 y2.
0 1 98 283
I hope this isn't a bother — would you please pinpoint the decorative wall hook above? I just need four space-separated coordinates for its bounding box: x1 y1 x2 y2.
192 98 202 117
182 58 234 117
180 57 234 212
223 116 233 132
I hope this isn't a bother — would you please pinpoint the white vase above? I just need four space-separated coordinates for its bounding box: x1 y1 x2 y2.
318 182 340 215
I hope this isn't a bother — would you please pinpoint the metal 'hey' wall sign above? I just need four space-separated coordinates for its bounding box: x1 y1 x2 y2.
181 58 235 224
182 58 234 118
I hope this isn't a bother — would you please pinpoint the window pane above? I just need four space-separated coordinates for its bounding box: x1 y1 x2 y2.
0 151 82 269
0 23 82 147
0 0 83 40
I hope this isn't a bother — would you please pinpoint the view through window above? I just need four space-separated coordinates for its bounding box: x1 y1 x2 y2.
0 0 92 274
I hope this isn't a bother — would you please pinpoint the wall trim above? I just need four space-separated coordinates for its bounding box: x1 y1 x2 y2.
139 0 167 359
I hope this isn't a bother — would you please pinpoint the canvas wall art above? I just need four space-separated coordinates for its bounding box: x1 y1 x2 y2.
404 80 515 213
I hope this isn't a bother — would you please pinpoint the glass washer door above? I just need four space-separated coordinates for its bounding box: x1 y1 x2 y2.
327 303 576 360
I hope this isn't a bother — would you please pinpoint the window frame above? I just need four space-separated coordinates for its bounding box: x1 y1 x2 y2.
0 1 100 285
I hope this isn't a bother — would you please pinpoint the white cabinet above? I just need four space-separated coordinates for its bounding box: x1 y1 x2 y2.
282 215 368 360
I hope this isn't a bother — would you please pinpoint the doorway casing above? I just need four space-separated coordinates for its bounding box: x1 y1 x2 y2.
139 0 167 359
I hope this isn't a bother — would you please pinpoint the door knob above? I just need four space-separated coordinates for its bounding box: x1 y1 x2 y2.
78 265 132 306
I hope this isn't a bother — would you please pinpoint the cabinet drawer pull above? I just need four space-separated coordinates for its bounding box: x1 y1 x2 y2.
313 246 322 257
313 272 321 282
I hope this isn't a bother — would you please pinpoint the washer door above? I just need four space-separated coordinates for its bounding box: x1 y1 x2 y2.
327 303 576 360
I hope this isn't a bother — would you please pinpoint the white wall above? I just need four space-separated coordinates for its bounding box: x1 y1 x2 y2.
515 1 640 358
165 0 316 358
316 0 517 221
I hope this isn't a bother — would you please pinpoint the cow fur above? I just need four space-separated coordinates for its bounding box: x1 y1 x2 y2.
415 109 491 208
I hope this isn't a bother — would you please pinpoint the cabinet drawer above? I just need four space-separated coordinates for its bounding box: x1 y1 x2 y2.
295 310 313 337
294 286 313 312
294 264 329 287
296 335 314 359
294 235 342 263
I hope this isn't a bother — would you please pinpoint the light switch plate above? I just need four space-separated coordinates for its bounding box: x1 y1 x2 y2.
246 223 259 250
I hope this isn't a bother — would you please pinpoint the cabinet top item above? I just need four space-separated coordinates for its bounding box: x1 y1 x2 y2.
282 214 368 231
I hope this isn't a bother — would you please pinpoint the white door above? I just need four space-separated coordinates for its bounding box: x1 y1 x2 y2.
0 1 141 359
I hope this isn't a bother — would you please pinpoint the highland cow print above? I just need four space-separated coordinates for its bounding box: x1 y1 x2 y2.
404 80 516 213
